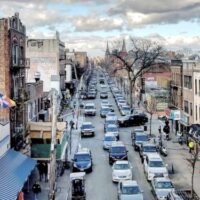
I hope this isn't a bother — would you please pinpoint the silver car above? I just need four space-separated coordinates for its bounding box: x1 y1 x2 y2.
103 133 116 150
118 180 143 200
151 177 175 200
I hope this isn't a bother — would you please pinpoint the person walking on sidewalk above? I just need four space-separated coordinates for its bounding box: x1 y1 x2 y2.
43 162 48 182
70 120 75 129
37 162 44 181
189 141 194 153
137 101 140 107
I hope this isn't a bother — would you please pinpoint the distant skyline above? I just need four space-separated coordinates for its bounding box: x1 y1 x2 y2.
1 0 200 57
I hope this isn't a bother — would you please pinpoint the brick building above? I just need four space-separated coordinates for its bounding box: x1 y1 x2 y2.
0 13 30 149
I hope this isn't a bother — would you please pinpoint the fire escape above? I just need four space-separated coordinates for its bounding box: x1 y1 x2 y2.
10 56 30 149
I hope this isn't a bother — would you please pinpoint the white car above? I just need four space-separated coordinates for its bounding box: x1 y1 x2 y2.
112 160 132 182
118 180 144 200
101 100 112 108
84 103 96 116
120 105 131 116
151 177 175 200
144 153 168 181
103 133 117 150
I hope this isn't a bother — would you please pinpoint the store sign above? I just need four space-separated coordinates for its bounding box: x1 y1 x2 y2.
180 112 189 126
170 110 181 120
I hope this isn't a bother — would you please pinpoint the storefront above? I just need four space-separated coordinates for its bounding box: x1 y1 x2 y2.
179 112 190 133
0 149 36 200
165 108 181 134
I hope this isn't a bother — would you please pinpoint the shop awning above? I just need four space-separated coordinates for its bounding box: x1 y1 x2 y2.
0 149 36 200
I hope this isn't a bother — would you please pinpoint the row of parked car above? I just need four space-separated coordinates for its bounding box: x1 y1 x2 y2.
104 78 182 200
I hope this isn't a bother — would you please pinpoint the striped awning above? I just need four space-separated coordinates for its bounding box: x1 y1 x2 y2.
0 149 36 200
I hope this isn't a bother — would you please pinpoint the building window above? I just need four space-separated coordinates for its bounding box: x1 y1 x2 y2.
184 100 189 113
196 105 198 120
184 75 192 89
199 107 200 120
12 43 19 65
199 80 200 96
195 79 197 95
190 102 192 116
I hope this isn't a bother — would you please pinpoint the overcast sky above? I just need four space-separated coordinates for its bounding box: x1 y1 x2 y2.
0 0 200 57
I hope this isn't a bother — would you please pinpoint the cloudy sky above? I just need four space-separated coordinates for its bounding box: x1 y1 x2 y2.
0 0 200 57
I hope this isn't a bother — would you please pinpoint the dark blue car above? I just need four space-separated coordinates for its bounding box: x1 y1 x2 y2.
72 148 93 173
109 141 128 165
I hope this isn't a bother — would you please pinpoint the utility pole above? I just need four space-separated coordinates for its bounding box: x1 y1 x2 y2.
49 89 58 200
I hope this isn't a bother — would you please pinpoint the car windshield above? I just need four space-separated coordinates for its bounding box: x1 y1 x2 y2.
136 135 148 141
85 106 94 109
74 154 91 161
122 107 130 111
104 136 115 141
156 181 173 189
82 124 93 129
122 186 140 195
114 163 129 170
143 146 157 152
102 107 110 112
101 92 107 94
107 113 116 116
107 127 118 132
106 120 117 125
149 160 164 167
111 146 126 153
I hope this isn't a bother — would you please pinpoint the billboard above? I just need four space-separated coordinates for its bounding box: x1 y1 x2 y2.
65 64 72 83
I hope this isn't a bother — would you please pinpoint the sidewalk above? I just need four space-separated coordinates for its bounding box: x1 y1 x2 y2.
137 102 200 197
24 110 84 200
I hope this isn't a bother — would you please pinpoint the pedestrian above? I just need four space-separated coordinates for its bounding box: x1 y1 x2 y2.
158 126 161 134
70 120 74 129
43 162 48 182
72 109 75 118
189 141 194 153
137 101 140 107
37 162 44 181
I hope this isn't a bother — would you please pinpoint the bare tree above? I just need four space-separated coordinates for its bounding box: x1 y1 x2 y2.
187 143 199 199
108 37 164 108
146 97 157 136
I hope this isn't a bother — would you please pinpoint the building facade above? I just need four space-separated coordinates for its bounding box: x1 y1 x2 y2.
0 13 30 150
26 32 65 95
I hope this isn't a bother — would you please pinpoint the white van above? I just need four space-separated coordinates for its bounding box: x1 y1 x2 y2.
84 103 96 116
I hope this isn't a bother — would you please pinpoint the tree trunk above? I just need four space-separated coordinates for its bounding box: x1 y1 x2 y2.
128 72 133 108
150 113 152 136
191 162 195 199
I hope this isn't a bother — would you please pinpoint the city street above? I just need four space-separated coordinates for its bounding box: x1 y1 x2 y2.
80 78 155 200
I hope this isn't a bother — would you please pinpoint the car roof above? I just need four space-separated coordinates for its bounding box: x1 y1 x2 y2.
142 143 156 147
105 133 116 137
107 124 118 128
85 103 95 106
106 116 117 120
147 153 162 160
121 180 138 187
82 122 92 125
135 132 147 136
76 148 90 154
101 106 110 109
111 141 125 147
154 177 171 182
115 160 129 165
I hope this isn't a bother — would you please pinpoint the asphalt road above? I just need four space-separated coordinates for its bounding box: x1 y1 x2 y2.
80 78 155 200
